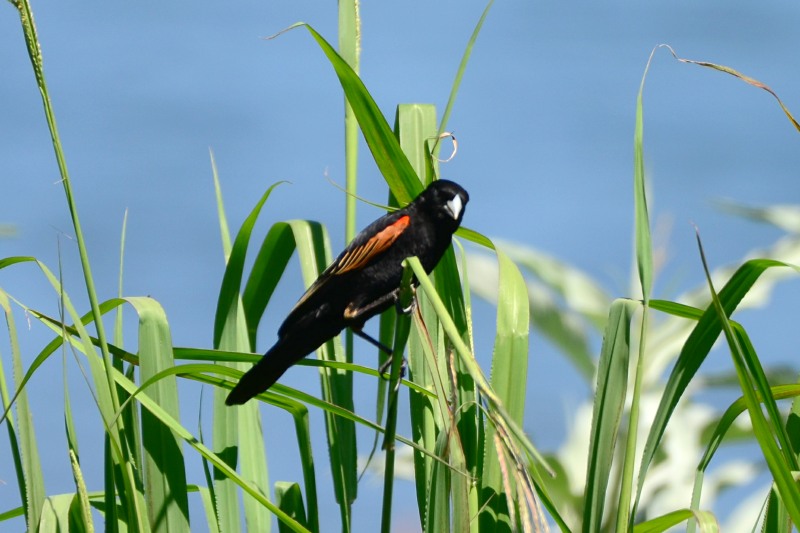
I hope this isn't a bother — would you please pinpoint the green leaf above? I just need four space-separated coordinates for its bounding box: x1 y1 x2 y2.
275 482 308 533
480 251 530 532
635 259 799 513
0 289 45 530
294 22 422 204
633 509 718 533
695 234 800 523
126 297 190 531
582 299 637 533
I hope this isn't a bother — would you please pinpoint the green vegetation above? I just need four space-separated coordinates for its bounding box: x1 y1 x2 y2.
3 2 800 532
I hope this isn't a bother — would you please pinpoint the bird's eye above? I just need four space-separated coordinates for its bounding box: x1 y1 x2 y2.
445 194 463 220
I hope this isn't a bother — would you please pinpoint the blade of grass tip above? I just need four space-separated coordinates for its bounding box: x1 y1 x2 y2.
397 104 437 180
242 221 300 349
380 264 414 533
619 45 657 531
210 148 233 260
0 290 44 530
213 181 284 348
582 299 637 533
10 1 143 524
115 208 128 350
13 0 127 471
16 12 148 527
126 297 190 531
694 230 800 523
438 0 495 136
288 22 422 203
659 44 800 134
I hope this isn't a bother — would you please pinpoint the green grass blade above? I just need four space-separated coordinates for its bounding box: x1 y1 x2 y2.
289 219 357 526
68 449 94 533
37 495 75 532
241 221 308 349
236 216 357 529
214 296 268 533
115 208 128 348
210 149 233 260
213 181 284 349
479 242 610 383
195 485 221 533
635 258 798 512
633 53 654 299
62 323 94 533
405 256 562 529
479 251 530 531
691 382 800 523
275 482 309 533
337 0 361 244
212 183 283 532
293 23 422 203
396 104 437 181
126 297 190 531
633 509 719 533
582 299 637 533
8 10 136 522
695 233 800 522
110 368 309 533
438 0 495 136
394 104 443 526
10 0 144 521
619 47 656 530
0 290 45 529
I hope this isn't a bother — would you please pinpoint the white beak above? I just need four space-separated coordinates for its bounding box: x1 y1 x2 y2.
445 194 463 220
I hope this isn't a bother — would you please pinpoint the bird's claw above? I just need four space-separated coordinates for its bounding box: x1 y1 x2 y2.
378 356 407 381
396 289 417 315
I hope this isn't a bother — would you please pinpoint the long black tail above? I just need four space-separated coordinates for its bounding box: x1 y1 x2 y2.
225 341 298 405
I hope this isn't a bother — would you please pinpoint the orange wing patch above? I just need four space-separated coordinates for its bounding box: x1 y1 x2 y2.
333 215 410 275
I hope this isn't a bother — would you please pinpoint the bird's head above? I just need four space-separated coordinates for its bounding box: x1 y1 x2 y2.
415 179 469 229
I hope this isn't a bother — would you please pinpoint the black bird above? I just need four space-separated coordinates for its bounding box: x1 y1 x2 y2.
225 179 469 405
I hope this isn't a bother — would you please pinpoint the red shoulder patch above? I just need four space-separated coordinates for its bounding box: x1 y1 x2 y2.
334 215 410 275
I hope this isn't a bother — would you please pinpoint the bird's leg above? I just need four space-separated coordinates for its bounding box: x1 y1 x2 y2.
352 328 393 355
378 355 407 381
350 327 408 381
352 328 407 380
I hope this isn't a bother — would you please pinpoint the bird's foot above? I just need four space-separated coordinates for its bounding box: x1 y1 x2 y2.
378 356 407 381
396 289 417 315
